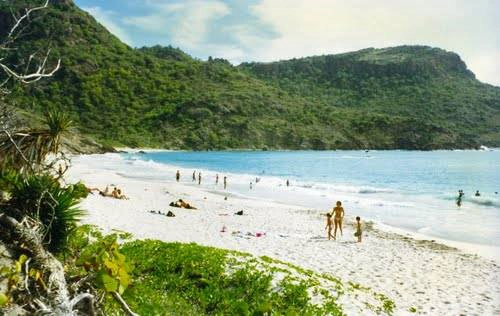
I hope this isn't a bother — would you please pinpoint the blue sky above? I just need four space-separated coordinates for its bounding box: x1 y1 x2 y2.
74 0 500 86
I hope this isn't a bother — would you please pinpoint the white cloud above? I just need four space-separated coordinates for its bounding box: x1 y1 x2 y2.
124 1 230 50
468 52 500 86
250 0 500 86
82 6 133 46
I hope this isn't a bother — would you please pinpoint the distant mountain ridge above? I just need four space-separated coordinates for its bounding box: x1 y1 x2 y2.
1 0 499 150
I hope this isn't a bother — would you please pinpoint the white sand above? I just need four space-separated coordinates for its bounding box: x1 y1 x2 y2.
67 154 500 315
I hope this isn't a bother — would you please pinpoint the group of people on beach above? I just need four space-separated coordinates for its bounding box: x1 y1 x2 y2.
325 201 362 242
87 185 128 200
176 170 228 189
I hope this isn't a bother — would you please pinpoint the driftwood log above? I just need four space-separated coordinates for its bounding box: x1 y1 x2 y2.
0 213 93 315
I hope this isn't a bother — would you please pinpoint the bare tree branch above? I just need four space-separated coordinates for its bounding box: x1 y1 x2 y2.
1 56 60 84
2 129 33 170
0 0 60 89
7 0 49 38
111 291 139 316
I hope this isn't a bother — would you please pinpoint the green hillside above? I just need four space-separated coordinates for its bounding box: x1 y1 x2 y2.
239 47 500 148
2 0 499 150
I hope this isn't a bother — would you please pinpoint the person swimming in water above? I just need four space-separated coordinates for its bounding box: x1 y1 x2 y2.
332 201 344 240
456 190 465 207
475 190 481 197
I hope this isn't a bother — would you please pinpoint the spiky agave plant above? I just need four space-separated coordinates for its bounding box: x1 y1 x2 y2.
4 172 87 252
0 110 72 171
44 110 72 154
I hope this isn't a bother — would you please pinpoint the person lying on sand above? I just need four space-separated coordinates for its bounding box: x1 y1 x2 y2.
332 201 344 240
86 186 101 194
169 199 197 209
98 186 128 199
149 210 175 217
99 186 112 197
114 188 129 200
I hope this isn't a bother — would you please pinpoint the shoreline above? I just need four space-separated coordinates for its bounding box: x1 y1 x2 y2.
375 222 500 263
66 153 500 315
110 150 500 257
115 147 499 153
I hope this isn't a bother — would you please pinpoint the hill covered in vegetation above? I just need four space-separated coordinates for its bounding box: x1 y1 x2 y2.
2 0 499 150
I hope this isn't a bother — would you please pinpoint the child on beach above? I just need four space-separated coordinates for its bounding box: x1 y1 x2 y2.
332 201 344 240
325 213 334 240
354 216 362 242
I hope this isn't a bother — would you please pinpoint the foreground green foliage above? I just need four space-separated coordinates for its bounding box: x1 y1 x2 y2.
0 110 73 171
111 240 339 315
80 234 394 315
0 105 85 253
73 227 133 295
0 170 87 252
1 1 498 150
61 225 134 306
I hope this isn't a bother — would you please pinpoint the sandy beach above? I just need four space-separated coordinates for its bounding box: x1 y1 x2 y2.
66 153 500 315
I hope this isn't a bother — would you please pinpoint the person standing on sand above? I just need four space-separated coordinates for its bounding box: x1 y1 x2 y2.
224 176 227 189
216 174 219 185
286 179 290 187
325 213 334 240
198 172 202 185
250 182 253 190
354 216 362 242
332 201 344 240
176 170 180 182
192 171 196 182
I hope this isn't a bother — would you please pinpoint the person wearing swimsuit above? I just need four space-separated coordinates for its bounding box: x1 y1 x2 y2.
332 201 344 240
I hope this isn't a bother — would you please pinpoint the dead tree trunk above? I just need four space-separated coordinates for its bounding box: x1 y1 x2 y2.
0 214 92 315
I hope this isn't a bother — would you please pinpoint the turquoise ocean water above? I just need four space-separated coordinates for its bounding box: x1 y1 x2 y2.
114 150 499 247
